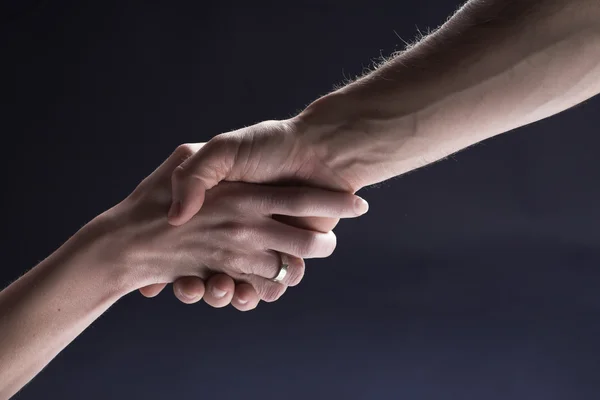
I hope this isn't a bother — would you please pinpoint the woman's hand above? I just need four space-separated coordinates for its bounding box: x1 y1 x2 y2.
99 144 368 310
0 144 368 397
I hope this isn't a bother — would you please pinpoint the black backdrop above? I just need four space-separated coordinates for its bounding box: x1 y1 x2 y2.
3 1 600 399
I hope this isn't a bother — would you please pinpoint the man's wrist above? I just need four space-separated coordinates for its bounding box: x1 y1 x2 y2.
292 90 418 190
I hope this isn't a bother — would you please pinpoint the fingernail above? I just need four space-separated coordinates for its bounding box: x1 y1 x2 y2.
236 297 248 305
180 289 198 301
211 287 227 298
355 196 369 215
168 200 181 219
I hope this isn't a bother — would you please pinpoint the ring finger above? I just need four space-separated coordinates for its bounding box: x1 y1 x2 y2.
244 251 305 287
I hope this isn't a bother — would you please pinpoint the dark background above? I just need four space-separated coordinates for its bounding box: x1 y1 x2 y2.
3 1 600 399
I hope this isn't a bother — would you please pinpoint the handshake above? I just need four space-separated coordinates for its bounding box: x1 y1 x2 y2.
1 101 398 397
5 2 596 393
103 114 383 311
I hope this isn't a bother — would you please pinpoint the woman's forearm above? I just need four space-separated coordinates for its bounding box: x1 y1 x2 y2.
0 168 367 397
0 216 132 399
298 0 600 190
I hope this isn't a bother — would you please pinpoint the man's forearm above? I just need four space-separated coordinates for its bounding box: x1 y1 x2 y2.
296 0 600 191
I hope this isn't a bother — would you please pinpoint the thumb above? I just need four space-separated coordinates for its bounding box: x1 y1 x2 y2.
167 135 239 226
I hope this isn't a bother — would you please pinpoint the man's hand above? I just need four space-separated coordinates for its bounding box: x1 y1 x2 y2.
158 122 369 307
141 136 359 307
166 118 369 227
167 0 600 230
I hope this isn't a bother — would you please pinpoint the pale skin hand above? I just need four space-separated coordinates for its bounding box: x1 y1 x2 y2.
139 144 364 306
167 0 600 228
137 144 249 307
0 146 367 399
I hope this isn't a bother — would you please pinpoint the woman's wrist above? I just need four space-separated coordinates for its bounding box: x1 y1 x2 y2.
62 204 143 299
0 207 135 398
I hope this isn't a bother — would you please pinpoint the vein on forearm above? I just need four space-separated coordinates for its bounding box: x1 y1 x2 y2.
339 0 600 175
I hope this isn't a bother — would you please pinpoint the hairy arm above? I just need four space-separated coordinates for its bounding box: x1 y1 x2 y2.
297 0 600 190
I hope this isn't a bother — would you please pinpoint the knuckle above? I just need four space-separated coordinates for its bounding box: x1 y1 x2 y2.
287 261 305 286
171 163 188 181
255 261 277 279
207 246 228 265
173 143 196 160
217 221 252 243
207 133 236 155
228 224 252 243
210 133 228 145
221 254 244 274
261 284 286 303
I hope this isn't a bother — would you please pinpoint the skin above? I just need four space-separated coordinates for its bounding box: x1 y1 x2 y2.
139 144 357 305
166 0 599 218
161 0 600 300
3 0 599 395
0 144 367 398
